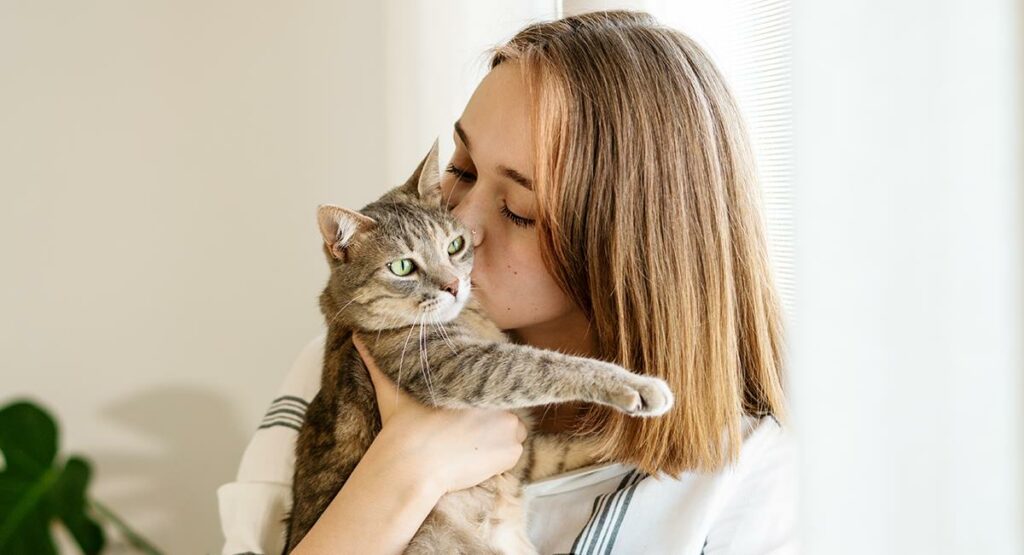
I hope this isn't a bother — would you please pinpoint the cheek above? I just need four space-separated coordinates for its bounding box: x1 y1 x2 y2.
472 238 575 330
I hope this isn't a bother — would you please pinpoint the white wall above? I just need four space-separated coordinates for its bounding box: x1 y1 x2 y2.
382 0 558 186
0 2 368 551
791 0 1024 552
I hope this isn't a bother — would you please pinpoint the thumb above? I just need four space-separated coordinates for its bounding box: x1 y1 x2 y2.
352 332 398 423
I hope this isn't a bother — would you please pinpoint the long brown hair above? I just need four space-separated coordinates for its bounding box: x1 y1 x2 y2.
489 10 786 475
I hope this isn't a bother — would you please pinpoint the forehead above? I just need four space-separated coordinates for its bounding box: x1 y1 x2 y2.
458 62 534 177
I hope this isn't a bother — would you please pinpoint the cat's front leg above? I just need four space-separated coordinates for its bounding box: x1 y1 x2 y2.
375 338 673 417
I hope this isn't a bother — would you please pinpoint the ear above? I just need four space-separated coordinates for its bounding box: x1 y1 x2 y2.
402 138 442 206
317 204 376 261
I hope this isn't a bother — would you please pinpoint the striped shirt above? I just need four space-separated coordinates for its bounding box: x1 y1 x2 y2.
217 333 799 554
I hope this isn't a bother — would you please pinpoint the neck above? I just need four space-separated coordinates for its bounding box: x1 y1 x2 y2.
509 305 598 434
509 305 597 357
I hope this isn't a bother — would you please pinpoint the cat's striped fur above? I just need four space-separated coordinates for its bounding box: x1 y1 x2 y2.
281 141 673 554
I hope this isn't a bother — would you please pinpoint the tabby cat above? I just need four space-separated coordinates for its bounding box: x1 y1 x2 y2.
282 141 674 554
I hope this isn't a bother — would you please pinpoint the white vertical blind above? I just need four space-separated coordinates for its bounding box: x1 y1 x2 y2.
731 0 794 316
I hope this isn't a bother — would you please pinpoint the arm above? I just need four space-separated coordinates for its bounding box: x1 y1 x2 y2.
289 333 528 554
288 420 443 555
218 332 442 555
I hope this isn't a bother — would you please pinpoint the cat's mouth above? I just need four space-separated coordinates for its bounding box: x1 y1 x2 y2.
421 288 469 322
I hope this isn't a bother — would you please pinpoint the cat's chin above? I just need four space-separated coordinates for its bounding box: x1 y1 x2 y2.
429 295 468 323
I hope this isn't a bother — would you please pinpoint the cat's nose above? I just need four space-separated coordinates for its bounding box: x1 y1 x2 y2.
442 279 460 298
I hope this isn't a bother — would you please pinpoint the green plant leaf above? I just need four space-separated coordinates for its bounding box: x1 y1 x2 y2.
5 509 57 555
53 457 104 554
89 500 163 555
0 401 57 478
0 400 107 554
0 463 61 553
0 399 161 554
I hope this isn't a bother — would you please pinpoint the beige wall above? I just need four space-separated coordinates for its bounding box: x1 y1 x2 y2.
0 1 554 552
0 1 381 552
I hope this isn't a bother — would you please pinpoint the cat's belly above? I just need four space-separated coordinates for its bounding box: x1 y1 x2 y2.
434 473 536 555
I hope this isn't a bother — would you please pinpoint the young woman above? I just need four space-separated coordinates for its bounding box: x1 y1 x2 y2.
218 10 795 555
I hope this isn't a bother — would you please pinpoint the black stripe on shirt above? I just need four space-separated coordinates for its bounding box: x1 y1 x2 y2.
569 474 624 553
259 410 302 425
257 418 301 432
257 399 307 430
262 407 305 421
257 395 309 432
569 469 647 555
267 396 309 412
599 472 645 553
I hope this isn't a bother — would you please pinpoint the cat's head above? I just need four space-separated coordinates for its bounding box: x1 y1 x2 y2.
316 139 474 330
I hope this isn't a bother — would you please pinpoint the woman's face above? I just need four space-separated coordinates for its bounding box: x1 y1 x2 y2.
440 63 590 350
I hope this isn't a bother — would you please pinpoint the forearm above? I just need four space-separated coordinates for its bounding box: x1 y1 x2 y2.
292 428 442 555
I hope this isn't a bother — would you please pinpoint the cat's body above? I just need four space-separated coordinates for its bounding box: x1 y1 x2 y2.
282 141 673 554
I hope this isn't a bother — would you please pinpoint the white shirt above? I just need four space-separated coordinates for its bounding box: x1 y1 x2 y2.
217 333 800 555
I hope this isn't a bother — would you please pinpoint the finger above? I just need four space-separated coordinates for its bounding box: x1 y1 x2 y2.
351 332 373 370
352 333 398 419
515 416 528 443
353 334 388 386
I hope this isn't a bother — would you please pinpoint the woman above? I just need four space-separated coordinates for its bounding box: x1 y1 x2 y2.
218 10 795 555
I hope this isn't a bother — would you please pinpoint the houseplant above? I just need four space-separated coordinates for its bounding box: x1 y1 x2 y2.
0 399 162 554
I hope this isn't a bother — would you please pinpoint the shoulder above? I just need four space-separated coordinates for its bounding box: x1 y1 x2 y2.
275 330 327 404
735 414 796 480
701 414 799 554
291 330 328 385
217 332 327 555
543 415 797 554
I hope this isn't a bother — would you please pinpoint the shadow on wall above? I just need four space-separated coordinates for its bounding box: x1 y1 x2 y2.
91 385 250 553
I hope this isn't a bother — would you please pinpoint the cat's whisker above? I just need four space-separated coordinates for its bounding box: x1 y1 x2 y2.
416 313 435 404
379 314 405 398
395 308 423 406
430 311 458 354
328 291 371 326
418 312 437 406
375 310 405 346
444 168 464 212
428 312 447 349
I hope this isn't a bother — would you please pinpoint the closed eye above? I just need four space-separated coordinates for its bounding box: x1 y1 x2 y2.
447 163 534 228
446 163 476 182
501 203 535 228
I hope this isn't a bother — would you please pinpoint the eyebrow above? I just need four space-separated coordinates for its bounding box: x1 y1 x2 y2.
454 120 471 151
453 120 534 191
499 165 533 190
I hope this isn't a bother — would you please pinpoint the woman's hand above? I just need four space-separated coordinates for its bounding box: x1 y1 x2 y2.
352 332 528 495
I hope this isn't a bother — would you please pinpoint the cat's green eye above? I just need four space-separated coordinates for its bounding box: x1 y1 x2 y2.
447 236 465 255
387 258 416 277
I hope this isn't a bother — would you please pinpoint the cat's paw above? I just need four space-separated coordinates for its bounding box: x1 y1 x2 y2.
606 376 674 417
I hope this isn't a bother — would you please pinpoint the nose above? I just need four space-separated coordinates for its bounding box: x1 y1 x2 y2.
442 279 460 297
450 191 485 248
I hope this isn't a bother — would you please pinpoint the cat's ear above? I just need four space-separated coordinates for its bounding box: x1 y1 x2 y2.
317 204 376 261
401 138 442 207
416 138 442 205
